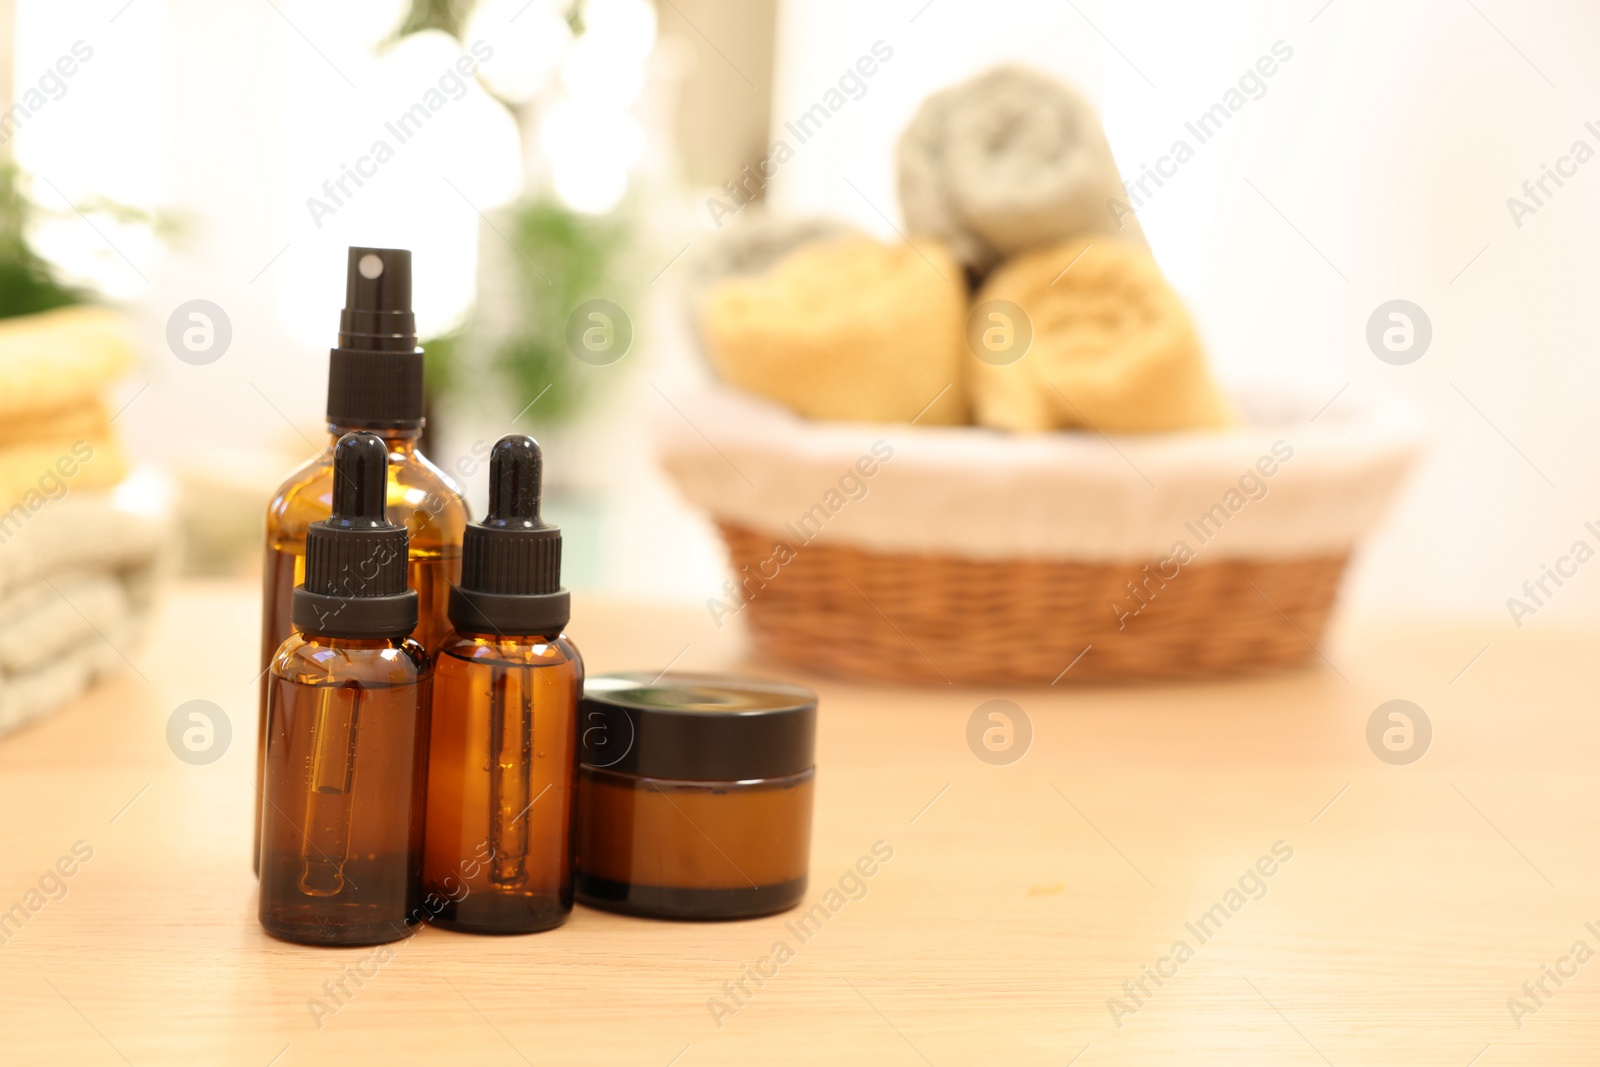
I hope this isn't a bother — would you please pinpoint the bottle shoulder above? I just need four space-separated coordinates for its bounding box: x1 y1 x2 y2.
407 449 470 502
265 445 470 547
435 631 582 671
264 450 332 529
272 632 431 687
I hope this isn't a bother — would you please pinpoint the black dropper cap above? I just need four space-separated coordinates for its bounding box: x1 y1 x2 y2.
448 436 570 636
326 247 424 429
291 431 418 640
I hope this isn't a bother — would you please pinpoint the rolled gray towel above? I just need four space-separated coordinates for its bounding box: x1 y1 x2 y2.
897 66 1144 274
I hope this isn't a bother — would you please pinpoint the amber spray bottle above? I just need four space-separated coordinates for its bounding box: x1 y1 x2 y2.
423 436 582 933
259 431 433 946
255 247 468 873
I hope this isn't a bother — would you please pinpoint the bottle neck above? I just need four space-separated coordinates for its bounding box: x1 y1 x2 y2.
458 627 563 644
300 634 401 650
327 423 420 457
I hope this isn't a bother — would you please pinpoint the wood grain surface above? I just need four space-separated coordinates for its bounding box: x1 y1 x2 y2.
0 580 1593 1065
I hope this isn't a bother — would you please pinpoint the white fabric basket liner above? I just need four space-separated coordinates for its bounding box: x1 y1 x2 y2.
657 384 1423 563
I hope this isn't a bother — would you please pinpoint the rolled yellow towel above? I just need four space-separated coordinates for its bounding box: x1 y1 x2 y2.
0 306 137 421
967 238 1230 433
700 236 967 425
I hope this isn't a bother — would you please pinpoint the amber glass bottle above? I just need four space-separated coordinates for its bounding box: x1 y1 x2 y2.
254 246 467 873
260 432 433 947
423 436 582 934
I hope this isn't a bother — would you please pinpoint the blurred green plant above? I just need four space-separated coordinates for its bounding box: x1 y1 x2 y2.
395 0 477 39
394 0 583 47
422 325 462 401
0 163 89 319
399 0 639 430
491 197 633 423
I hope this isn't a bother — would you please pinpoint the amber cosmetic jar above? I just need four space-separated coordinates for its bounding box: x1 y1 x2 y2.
575 673 816 921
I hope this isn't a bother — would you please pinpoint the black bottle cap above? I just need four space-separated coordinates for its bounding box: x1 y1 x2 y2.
579 673 817 781
326 246 424 429
291 431 418 639
448 435 570 636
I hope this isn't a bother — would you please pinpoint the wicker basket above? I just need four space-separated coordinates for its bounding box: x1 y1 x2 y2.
662 385 1421 687
719 521 1348 685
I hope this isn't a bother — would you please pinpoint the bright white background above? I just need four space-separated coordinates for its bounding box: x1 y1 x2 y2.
11 0 1600 631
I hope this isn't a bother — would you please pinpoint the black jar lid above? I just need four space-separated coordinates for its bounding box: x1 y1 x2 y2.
580 672 816 782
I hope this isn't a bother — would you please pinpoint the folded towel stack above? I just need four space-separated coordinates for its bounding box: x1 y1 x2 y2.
0 307 133 503
0 306 165 739
0 495 168 737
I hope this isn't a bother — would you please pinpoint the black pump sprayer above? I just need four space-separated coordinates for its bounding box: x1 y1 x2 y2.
254 246 469 882
326 247 424 430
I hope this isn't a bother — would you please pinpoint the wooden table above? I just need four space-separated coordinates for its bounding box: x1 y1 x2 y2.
1 580 1594 1065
